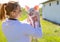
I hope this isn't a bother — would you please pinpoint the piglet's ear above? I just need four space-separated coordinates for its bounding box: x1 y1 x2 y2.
25 5 30 11
34 5 39 10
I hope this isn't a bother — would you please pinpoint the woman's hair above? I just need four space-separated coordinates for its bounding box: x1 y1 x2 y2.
0 3 7 21
0 1 21 21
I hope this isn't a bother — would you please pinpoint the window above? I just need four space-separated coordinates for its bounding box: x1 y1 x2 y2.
57 1 59 5
49 3 51 6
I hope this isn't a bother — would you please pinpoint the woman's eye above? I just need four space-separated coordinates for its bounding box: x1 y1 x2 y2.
13 11 16 12
19 10 22 12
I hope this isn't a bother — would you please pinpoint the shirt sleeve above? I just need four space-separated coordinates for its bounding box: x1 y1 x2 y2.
24 24 42 38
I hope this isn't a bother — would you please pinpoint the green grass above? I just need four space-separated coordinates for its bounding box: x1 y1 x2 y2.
18 8 28 21
0 17 60 42
0 22 7 42
38 17 60 42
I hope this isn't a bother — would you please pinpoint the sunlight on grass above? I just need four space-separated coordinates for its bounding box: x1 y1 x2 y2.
0 22 7 42
38 17 60 42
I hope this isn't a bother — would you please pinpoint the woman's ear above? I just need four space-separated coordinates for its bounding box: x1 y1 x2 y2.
34 5 39 11
25 5 30 11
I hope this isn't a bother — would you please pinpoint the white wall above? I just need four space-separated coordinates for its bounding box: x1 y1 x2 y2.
42 0 60 24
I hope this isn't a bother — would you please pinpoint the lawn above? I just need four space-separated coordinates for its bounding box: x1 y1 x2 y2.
0 16 60 42
38 17 60 42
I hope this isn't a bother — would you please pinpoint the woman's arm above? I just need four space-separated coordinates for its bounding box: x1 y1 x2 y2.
24 24 42 38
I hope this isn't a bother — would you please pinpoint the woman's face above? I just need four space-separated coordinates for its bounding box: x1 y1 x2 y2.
10 6 22 19
15 6 22 18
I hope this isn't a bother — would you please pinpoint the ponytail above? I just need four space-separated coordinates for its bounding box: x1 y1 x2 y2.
0 3 7 21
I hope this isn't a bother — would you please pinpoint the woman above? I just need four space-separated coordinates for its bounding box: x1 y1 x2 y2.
0 1 42 42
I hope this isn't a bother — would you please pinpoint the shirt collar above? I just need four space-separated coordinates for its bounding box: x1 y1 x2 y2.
8 18 18 20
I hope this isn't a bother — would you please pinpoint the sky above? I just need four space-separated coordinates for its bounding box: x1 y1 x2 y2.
0 0 47 8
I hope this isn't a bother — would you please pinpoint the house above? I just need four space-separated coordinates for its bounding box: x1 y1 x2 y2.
41 0 60 24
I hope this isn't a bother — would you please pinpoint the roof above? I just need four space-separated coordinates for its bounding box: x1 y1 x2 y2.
41 0 56 4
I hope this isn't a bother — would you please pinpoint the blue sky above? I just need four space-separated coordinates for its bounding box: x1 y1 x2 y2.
0 0 47 8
